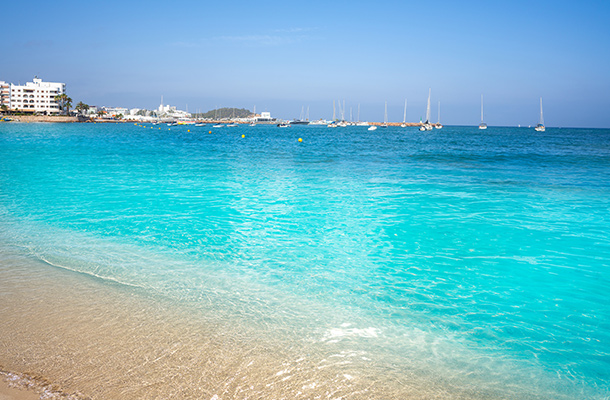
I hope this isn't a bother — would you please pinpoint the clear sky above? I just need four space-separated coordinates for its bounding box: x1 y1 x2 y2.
3 0 610 127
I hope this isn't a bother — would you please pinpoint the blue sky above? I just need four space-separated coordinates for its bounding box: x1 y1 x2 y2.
3 0 610 127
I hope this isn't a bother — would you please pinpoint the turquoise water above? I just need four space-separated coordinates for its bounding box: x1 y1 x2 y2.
1 122 609 398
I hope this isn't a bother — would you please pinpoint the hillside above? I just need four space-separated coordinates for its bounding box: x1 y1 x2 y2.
194 108 253 119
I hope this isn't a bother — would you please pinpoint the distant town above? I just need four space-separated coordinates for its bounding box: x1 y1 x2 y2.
4 77 423 129
1 77 429 128
0 77 285 124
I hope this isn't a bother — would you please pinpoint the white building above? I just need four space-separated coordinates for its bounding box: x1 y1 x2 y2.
8 78 65 114
101 106 128 118
0 81 9 109
157 96 190 119
256 111 275 122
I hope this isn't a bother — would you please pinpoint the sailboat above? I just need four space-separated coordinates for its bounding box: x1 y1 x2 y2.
290 106 309 125
435 101 443 129
381 101 388 128
479 94 487 130
420 89 433 131
535 97 545 132
401 99 407 127
356 103 369 126
212 107 224 127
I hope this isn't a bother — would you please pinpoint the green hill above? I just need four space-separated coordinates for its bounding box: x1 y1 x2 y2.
194 108 253 119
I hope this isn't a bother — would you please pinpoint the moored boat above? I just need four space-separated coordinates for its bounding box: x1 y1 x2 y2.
534 97 545 132
479 94 487 129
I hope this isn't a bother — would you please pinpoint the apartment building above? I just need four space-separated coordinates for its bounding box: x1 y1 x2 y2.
8 78 65 114
0 81 9 109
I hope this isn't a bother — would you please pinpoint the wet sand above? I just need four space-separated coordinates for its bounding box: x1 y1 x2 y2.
0 247 495 399
0 379 39 400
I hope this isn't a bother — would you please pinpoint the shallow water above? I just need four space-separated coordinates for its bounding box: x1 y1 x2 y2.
1 122 609 398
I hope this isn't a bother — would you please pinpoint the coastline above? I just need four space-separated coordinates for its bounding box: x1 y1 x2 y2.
1 115 79 123
0 241 496 400
0 370 71 400
1 115 426 126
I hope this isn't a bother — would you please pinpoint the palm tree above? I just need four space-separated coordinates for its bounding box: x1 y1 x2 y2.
54 94 73 115
75 101 90 115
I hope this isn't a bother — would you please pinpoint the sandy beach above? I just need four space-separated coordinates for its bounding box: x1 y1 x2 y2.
0 378 39 400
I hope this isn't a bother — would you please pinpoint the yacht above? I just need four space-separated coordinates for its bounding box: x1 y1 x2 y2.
401 99 407 127
420 89 434 130
435 101 443 129
290 106 309 125
479 94 487 129
534 97 545 132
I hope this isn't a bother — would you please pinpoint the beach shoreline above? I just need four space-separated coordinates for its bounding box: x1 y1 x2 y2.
1 115 427 125
0 374 41 400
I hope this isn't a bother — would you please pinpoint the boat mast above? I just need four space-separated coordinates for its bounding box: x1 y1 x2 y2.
539 97 544 126
384 101 388 124
332 100 336 121
426 88 431 123
481 94 484 123
403 99 407 124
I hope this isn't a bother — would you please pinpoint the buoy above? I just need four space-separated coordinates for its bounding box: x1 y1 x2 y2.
242 134 245 138
298 138 303 142
209 131 212 134
188 129 190 132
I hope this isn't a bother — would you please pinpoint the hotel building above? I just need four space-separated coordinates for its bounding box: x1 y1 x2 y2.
6 78 66 114
0 81 9 109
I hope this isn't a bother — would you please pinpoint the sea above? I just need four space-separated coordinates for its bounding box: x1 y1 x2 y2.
0 122 609 399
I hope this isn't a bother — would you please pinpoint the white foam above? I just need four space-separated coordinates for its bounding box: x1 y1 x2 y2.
323 327 381 342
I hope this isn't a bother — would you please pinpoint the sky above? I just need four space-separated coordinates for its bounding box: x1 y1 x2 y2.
2 0 610 127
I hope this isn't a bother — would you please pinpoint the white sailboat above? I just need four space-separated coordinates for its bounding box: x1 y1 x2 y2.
535 97 545 132
356 103 369 126
401 99 407 127
420 89 433 131
435 101 443 129
381 101 388 128
479 94 487 130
